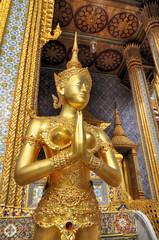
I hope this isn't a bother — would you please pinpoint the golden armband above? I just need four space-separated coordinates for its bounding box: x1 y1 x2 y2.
101 142 113 151
87 155 103 172
49 150 70 170
22 136 41 150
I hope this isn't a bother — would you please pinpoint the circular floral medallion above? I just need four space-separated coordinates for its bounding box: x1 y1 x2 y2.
95 49 123 72
4 224 17 237
67 44 96 67
42 40 66 66
113 212 132 234
108 12 138 39
74 5 108 33
52 0 73 29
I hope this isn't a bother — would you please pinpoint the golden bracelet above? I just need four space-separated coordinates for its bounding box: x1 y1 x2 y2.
49 150 69 170
87 155 103 172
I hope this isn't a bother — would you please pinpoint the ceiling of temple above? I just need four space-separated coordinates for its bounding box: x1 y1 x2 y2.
41 0 154 88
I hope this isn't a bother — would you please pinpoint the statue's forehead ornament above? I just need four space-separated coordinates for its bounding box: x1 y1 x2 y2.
54 32 92 90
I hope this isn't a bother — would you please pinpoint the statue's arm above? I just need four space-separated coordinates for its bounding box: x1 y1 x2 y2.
71 111 121 187
87 130 121 187
15 119 70 186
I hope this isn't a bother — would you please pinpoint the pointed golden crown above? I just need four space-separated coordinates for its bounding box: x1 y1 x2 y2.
54 32 92 90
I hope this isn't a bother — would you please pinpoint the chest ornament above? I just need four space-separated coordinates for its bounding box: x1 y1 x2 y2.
40 118 102 154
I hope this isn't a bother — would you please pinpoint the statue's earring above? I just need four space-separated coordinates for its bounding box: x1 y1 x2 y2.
52 93 64 109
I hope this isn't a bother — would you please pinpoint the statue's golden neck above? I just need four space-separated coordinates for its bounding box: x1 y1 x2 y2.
60 103 77 118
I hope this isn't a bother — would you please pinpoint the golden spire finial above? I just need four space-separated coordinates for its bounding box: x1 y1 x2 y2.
111 107 138 149
66 32 82 69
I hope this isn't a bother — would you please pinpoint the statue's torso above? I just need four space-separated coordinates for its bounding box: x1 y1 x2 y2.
37 116 101 190
33 116 101 231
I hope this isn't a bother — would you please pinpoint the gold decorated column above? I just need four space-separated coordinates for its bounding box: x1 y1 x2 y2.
0 0 61 216
124 43 159 201
140 2 159 104
131 149 145 199
153 73 159 114
140 2 159 74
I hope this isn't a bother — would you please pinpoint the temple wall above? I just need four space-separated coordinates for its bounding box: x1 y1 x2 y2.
0 0 29 177
39 67 151 199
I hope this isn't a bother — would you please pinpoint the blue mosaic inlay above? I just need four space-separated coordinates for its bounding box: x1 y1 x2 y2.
0 0 29 165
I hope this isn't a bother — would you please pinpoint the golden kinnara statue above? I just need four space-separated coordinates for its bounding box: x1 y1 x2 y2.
15 33 121 240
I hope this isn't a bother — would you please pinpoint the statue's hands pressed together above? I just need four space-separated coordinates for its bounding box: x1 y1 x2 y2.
68 111 121 187
69 111 91 164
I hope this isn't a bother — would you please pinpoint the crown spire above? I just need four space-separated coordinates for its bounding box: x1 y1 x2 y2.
66 32 82 69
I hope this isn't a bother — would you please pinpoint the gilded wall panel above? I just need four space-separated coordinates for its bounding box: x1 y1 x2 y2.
0 0 29 177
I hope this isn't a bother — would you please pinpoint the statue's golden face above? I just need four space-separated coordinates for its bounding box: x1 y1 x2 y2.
64 74 91 110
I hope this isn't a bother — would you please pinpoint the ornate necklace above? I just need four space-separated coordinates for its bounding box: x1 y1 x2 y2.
40 116 102 153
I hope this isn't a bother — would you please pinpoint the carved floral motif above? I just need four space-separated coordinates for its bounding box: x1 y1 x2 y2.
74 5 108 33
108 12 138 39
95 49 123 72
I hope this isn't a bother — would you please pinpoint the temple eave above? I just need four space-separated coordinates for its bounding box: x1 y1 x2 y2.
111 136 138 149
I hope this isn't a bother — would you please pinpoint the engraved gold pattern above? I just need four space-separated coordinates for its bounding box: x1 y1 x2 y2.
33 186 101 239
87 155 103 172
39 0 62 49
49 150 69 170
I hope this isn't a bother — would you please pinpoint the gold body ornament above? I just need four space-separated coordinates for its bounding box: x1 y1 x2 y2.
15 33 121 240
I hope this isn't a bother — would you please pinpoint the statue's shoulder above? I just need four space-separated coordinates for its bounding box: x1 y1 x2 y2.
97 129 114 151
27 109 54 121
26 109 58 134
97 128 110 142
88 122 111 143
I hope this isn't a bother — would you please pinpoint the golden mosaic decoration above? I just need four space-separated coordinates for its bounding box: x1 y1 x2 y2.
33 185 101 240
